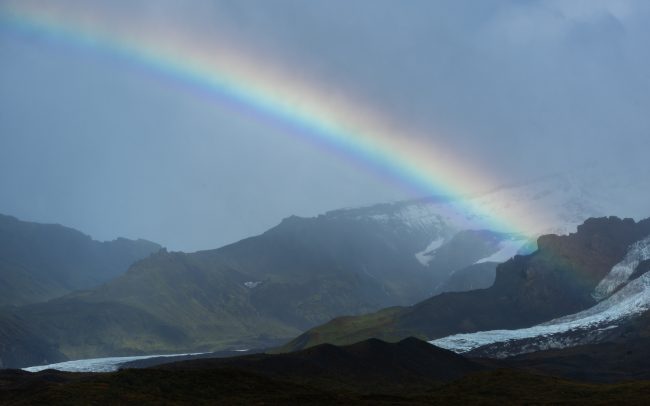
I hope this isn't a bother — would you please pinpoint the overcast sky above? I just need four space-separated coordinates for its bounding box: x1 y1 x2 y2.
1 0 649 251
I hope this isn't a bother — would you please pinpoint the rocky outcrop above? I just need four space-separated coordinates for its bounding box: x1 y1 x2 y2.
282 217 650 351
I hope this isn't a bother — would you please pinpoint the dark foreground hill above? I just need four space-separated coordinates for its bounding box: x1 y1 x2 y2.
3 338 650 405
0 214 161 306
502 310 650 383
5 368 650 405
282 216 650 350
154 337 485 391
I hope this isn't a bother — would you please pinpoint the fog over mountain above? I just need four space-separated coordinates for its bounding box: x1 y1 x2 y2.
1 0 648 251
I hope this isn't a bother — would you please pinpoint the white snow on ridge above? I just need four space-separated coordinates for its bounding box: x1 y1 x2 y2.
23 352 206 373
342 168 649 243
361 203 449 232
593 236 650 301
379 174 606 238
415 237 445 266
475 239 529 264
430 239 650 354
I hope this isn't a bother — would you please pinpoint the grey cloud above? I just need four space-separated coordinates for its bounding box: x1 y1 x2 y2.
0 0 648 250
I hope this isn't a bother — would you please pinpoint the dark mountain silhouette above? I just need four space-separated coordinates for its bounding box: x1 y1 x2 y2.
435 262 498 293
156 337 484 388
4 337 650 404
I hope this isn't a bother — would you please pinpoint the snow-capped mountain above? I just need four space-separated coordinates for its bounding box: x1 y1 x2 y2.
331 169 649 259
284 216 650 353
329 174 594 239
431 235 650 357
315 170 650 299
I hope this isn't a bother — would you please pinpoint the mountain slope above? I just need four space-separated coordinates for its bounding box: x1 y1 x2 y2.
11 208 519 362
282 217 650 351
433 235 650 357
157 337 485 391
0 214 161 306
0 311 65 369
8 171 647 364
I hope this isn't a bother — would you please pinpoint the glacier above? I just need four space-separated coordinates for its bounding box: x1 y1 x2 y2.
430 236 650 355
23 352 206 373
592 236 650 300
415 237 445 266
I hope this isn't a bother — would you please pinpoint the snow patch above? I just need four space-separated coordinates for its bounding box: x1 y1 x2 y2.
475 238 528 264
340 170 649 243
415 237 445 266
592 236 650 300
244 281 262 289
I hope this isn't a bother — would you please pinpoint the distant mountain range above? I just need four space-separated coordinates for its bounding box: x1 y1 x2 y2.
9 212 519 362
0 214 162 368
1 172 649 368
0 214 161 306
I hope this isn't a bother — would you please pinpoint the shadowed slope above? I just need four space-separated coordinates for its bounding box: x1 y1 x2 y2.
0 311 65 369
0 213 161 306
282 217 650 350
156 337 484 391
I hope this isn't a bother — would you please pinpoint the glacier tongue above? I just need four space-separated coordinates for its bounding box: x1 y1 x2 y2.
415 237 445 266
430 236 650 355
592 236 650 301
431 272 650 354
23 352 206 373
475 238 528 264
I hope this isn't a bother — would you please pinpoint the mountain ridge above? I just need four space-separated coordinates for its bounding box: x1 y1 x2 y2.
281 216 650 351
5 203 518 365
0 213 162 307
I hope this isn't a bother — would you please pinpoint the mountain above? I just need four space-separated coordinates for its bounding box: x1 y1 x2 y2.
0 214 162 306
424 231 532 294
282 216 650 351
8 205 523 364
4 172 647 366
0 311 65 369
432 235 650 357
436 263 500 293
157 337 485 389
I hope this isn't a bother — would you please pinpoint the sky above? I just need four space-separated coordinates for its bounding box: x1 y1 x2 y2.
0 0 649 251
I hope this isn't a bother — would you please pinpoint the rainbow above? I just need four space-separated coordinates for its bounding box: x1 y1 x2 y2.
0 3 545 236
